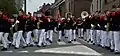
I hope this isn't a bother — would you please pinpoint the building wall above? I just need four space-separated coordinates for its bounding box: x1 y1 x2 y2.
15 0 24 10
53 0 92 18
90 0 120 14
70 0 92 17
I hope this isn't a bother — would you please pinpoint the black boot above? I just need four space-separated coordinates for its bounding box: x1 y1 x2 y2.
68 41 72 43
1 47 7 51
14 47 19 49
74 39 76 41
58 39 61 42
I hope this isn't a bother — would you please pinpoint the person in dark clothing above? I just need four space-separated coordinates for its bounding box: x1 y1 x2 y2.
14 10 27 49
25 12 35 46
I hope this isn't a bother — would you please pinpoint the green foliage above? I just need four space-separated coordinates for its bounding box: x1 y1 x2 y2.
0 0 18 16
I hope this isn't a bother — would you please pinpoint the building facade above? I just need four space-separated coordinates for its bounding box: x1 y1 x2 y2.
15 0 24 10
90 0 120 14
51 0 92 18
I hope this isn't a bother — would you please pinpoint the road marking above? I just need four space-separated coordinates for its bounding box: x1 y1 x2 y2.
72 41 81 44
57 41 66 45
0 44 3 46
3 50 13 52
34 45 102 56
17 51 28 53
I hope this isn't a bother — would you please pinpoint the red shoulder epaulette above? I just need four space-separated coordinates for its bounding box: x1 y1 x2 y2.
2 15 7 20
7 18 11 22
100 16 104 21
30 16 34 21
21 15 26 19
116 10 120 15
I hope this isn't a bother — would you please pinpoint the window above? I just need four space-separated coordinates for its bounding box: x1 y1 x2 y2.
92 4 93 11
100 0 101 10
105 0 116 4
97 0 98 10
105 0 107 4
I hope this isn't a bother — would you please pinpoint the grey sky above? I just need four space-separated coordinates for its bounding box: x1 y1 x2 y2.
26 0 54 13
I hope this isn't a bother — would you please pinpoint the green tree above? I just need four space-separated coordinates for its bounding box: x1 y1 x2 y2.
0 0 18 16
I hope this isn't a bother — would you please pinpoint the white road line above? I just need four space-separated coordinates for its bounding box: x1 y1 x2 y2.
34 45 102 56
72 41 81 44
17 51 28 53
3 50 13 53
57 41 66 45
0 44 3 46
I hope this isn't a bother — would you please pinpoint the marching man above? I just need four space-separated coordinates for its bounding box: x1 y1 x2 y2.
14 9 27 49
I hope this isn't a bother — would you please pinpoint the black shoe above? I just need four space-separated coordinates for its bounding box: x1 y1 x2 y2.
58 39 61 42
8 43 12 48
87 41 89 43
37 45 41 47
14 47 19 49
110 49 114 52
98 44 101 47
115 51 120 54
74 39 76 41
93 43 95 45
49 40 52 43
29 44 34 47
68 41 72 43
91 41 93 43
35 42 38 44
1 48 7 51
22 46 27 49
46 38 49 41
65 37 68 38
11 44 15 47
42 45 46 47
81 37 83 39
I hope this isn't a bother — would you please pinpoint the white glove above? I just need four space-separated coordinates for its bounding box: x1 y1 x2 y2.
105 25 107 28
91 24 94 27
16 20 19 23
12 25 14 27
98 24 100 27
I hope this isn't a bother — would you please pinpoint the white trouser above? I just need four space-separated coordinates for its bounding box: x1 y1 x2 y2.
84 30 87 40
78 29 81 37
90 29 93 42
113 31 120 51
58 31 62 40
92 30 96 44
33 29 38 42
4 33 11 44
15 31 27 48
86 29 90 41
100 31 106 47
81 28 84 37
104 31 109 47
47 30 53 41
43 32 47 45
0 32 8 48
108 31 114 50
65 30 69 37
12 32 17 45
96 30 101 45
68 29 72 41
38 29 45 46
73 29 76 39
26 31 34 45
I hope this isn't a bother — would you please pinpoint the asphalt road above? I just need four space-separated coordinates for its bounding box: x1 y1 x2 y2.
0 32 120 56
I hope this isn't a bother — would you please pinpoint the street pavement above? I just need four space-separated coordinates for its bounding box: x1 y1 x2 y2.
0 32 120 56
